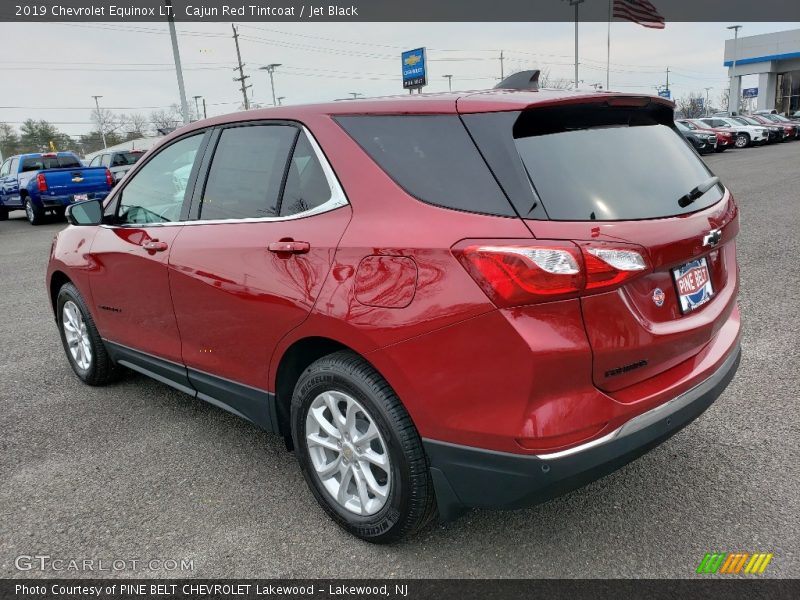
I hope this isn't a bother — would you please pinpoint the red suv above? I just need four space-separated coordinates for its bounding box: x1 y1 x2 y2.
47 75 741 542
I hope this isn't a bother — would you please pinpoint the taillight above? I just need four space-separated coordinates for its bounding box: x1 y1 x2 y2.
37 173 47 192
454 239 650 307
105 168 114 188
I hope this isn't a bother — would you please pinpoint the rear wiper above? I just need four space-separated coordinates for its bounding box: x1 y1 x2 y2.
677 176 720 208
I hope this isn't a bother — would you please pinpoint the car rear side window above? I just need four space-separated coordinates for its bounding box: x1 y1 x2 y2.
335 115 514 217
199 125 297 221
510 104 724 221
280 131 332 217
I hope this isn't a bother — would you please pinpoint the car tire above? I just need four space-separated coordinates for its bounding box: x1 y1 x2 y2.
24 197 45 225
56 282 119 386
734 133 750 148
291 350 438 543
0 206 7 221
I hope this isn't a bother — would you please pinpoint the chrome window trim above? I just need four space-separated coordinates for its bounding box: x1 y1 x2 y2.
102 125 348 229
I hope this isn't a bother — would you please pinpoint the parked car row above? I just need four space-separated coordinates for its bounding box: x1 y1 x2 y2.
676 112 800 155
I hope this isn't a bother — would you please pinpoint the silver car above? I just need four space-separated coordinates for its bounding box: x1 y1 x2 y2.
87 150 146 184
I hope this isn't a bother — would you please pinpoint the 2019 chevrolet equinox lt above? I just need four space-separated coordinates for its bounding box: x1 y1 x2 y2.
47 74 741 543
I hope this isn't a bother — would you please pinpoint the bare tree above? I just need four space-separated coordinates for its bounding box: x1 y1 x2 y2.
122 113 151 138
676 93 706 119
91 107 122 137
538 67 573 90
149 107 181 132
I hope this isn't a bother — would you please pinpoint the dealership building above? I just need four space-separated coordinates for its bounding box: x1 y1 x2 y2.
725 28 800 114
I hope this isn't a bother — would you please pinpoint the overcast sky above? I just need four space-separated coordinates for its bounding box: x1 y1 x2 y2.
2 21 798 138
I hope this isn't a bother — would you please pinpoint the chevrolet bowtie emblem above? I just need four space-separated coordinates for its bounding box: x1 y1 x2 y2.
703 229 722 247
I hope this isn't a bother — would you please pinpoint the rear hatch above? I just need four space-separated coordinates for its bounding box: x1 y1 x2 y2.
461 95 739 392
40 167 110 198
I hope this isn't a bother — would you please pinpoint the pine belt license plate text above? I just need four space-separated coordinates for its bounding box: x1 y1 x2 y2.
73 194 88 202
672 257 714 313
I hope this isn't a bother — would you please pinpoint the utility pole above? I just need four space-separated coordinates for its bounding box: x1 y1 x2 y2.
192 95 202 120
165 0 189 125
499 50 504 80
704 87 712 116
348 92 363 99
277 97 285 106
443 74 453 91
91 95 107 149
259 64 282 106
727 25 742 115
665 66 670 97
232 24 251 110
202 98 207 119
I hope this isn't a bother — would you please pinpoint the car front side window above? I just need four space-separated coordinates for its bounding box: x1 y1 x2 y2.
117 134 204 225
0 161 10 177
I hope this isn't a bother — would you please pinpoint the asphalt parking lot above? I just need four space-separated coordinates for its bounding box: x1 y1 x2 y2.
1 142 798 579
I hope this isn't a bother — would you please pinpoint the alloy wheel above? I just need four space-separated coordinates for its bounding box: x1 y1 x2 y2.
62 300 92 370
25 200 34 223
305 390 391 516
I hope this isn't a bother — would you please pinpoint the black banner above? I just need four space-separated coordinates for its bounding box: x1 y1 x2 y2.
3 579 800 600
2 0 800 22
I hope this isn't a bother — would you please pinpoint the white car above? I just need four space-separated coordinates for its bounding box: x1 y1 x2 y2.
700 117 768 148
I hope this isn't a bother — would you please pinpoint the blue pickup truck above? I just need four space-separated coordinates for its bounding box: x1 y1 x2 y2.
0 152 113 225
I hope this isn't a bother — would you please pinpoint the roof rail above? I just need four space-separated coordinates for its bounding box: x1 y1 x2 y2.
494 70 540 91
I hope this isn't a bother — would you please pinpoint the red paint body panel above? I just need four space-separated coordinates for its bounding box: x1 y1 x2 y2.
168 206 352 390
88 225 184 362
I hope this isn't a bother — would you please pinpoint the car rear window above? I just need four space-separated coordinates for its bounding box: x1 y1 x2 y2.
511 104 724 221
112 152 144 166
20 155 82 172
335 115 515 217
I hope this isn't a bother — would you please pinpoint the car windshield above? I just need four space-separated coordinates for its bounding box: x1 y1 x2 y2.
20 155 82 172
733 117 760 126
679 121 698 130
512 104 723 221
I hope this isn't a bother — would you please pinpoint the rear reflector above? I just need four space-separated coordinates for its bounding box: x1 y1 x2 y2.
36 173 47 192
454 239 650 307
105 168 114 188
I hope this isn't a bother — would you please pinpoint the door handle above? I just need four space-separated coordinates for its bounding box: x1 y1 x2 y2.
143 240 169 253
268 240 310 254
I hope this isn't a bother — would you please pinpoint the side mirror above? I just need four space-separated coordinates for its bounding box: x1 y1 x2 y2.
65 199 103 226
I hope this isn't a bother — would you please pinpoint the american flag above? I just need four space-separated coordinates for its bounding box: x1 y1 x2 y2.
613 0 665 29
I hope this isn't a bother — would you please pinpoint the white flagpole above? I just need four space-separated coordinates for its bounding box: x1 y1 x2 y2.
606 0 612 90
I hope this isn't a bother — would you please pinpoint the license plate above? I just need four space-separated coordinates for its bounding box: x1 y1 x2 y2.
672 257 714 313
73 194 88 202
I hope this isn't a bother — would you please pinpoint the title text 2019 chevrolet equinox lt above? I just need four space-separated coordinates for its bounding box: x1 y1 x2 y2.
47 76 741 542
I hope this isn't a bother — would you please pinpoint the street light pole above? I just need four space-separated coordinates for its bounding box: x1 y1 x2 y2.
568 0 586 90
727 25 742 115
443 74 453 91
192 95 202 120
91 95 107 149
259 64 282 107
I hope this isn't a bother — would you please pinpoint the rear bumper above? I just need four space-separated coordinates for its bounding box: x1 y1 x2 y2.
40 192 109 208
425 342 741 522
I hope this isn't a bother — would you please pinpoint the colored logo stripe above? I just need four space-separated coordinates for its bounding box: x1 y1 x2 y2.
696 552 773 574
